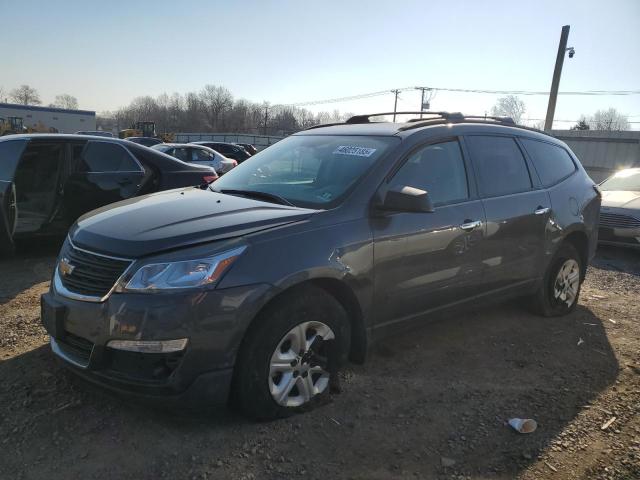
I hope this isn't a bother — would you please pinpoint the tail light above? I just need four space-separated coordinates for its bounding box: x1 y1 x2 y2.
203 175 218 183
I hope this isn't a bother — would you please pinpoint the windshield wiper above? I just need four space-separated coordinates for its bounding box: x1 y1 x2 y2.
215 188 296 207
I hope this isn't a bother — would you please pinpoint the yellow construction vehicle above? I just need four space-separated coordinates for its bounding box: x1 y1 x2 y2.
0 116 26 136
119 121 173 142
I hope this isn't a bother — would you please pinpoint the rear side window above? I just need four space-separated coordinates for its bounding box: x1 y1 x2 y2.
0 140 28 181
192 148 213 162
466 136 532 197
79 142 141 172
391 140 469 206
520 139 576 186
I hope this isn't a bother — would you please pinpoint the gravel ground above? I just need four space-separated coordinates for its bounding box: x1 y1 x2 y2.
0 242 638 480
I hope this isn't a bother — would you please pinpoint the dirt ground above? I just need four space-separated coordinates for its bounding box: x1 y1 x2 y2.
0 241 638 480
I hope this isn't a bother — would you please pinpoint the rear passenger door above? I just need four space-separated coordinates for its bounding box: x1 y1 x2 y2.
64 141 145 221
464 135 551 291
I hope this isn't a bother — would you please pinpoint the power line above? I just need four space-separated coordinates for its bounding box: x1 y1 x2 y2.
283 86 640 107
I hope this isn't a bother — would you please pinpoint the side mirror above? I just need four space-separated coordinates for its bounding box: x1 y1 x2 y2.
379 185 434 213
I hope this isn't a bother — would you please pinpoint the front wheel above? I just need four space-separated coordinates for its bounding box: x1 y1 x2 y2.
232 286 351 419
529 243 583 317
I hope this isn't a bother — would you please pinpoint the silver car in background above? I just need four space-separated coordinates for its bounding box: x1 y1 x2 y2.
598 167 640 249
152 143 237 175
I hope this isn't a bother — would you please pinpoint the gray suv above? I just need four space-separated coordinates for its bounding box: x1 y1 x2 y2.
41 112 601 419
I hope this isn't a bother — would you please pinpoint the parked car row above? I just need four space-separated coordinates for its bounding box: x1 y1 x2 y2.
0 134 218 254
38 112 601 419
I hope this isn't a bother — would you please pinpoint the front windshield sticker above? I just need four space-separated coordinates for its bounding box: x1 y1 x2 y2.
333 145 377 157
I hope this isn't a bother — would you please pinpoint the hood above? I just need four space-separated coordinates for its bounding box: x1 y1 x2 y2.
70 187 317 257
601 190 640 210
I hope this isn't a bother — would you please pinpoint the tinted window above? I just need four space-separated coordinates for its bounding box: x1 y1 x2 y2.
192 148 213 162
80 142 141 172
466 136 532 197
521 139 576 186
391 141 468 206
0 140 28 181
171 148 189 162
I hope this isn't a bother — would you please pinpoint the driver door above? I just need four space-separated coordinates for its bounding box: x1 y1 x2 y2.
372 139 487 329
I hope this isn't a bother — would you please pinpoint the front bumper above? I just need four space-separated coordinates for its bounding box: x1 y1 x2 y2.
598 226 640 249
41 281 272 406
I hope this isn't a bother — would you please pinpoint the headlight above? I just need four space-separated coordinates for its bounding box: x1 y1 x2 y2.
122 246 246 292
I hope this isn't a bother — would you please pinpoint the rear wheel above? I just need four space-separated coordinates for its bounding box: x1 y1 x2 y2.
529 243 582 316
232 286 350 419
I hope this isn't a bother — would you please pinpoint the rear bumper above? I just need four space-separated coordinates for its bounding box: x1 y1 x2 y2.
41 281 273 406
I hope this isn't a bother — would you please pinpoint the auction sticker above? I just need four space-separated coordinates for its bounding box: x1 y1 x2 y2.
333 145 377 157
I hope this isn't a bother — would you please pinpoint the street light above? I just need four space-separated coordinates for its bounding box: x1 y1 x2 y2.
544 25 575 131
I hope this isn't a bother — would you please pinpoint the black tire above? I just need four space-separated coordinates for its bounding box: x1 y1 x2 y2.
529 243 583 317
232 285 351 420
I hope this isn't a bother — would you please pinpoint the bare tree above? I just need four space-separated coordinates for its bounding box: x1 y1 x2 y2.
589 108 629 131
50 94 79 109
490 95 526 124
200 85 233 131
96 85 343 136
10 84 41 105
0 86 6 103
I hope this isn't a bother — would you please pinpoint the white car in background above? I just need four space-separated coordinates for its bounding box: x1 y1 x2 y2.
598 167 640 249
152 143 237 175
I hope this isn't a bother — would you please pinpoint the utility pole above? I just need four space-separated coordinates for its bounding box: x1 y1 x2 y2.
263 104 269 136
391 89 400 122
415 87 431 118
544 25 570 132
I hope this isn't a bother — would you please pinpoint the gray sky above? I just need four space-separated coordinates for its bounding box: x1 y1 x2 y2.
1 0 639 128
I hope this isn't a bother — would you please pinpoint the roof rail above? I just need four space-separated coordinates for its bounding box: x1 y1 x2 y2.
345 111 463 124
397 114 517 131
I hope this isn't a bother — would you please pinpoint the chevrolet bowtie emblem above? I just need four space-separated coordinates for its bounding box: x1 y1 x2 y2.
59 257 76 276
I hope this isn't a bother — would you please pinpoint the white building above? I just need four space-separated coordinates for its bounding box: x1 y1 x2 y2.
0 102 96 133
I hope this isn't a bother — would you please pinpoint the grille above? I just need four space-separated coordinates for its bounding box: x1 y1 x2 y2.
58 332 94 365
599 212 640 229
59 243 132 298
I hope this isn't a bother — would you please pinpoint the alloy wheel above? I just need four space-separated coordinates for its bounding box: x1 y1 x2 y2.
553 259 580 307
268 321 335 407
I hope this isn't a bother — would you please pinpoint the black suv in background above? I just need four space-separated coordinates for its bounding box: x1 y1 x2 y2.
191 141 252 163
41 113 600 419
0 134 216 254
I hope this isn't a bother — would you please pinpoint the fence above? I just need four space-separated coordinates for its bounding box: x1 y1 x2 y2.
552 130 640 182
174 133 284 150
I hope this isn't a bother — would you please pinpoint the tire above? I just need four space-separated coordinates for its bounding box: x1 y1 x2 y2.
529 243 583 317
232 285 351 420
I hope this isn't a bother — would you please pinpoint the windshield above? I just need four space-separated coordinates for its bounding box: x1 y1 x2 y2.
600 169 640 191
212 135 398 208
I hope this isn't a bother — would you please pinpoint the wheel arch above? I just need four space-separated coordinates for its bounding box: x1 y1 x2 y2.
561 229 589 279
237 278 368 365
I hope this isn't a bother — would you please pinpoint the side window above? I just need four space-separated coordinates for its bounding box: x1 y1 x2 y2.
466 136 532 197
0 139 27 181
192 148 212 162
171 148 189 162
390 140 469 206
520 139 576 186
79 142 141 172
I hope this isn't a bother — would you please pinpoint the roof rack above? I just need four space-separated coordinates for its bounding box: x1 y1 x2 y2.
303 111 548 136
344 111 464 124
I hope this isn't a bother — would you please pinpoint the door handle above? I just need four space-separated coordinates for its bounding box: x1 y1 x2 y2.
459 220 482 231
534 206 550 215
